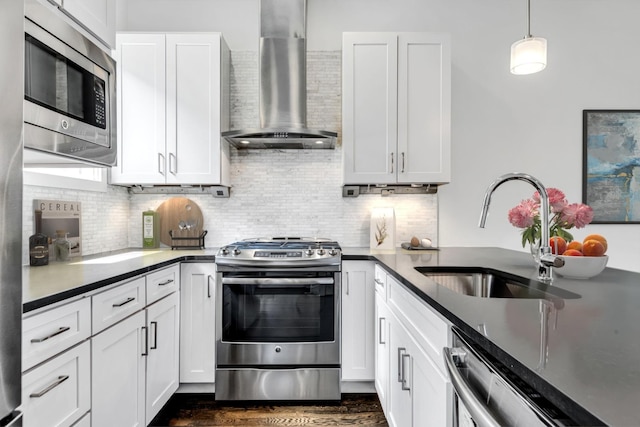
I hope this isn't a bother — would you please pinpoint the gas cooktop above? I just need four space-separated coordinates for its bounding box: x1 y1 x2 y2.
215 237 341 267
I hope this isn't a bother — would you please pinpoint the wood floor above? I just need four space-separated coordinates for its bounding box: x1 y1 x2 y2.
149 393 389 426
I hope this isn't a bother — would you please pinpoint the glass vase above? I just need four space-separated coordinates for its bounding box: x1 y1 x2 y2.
530 242 540 263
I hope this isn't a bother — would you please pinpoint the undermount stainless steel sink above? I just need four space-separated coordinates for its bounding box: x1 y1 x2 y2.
415 267 580 301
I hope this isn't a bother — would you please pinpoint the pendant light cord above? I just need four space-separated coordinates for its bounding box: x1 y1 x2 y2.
527 0 532 37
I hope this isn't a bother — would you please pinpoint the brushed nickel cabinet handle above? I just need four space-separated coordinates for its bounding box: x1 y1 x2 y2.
345 272 350 295
169 153 177 174
29 375 70 398
158 153 165 175
112 296 135 307
378 317 386 344
401 353 411 391
142 326 148 356
150 321 158 350
390 152 394 174
207 275 213 298
30 326 70 343
401 152 405 173
397 347 406 382
158 279 174 286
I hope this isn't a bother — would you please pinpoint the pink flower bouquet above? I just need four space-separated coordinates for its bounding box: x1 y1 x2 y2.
508 188 594 247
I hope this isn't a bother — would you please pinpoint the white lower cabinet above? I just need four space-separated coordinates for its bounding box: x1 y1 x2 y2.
374 292 390 416
92 291 180 426
22 341 90 427
180 262 216 383
375 265 452 427
92 310 146 427
341 260 376 381
145 291 180 423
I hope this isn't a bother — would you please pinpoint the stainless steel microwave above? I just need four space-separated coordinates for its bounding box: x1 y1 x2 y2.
24 0 116 166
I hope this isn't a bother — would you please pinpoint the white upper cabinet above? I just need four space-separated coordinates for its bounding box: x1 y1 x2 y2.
111 33 231 187
62 0 116 48
342 32 451 185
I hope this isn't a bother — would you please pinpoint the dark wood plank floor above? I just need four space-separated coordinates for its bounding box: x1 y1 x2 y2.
149 393 389 426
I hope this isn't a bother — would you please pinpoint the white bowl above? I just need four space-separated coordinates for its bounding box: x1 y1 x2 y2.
555 255 608 279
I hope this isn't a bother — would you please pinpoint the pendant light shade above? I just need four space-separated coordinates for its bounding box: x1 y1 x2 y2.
510 0 547 75
510 36 547 75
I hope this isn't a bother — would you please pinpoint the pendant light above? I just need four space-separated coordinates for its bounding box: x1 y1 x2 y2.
510 0 547 75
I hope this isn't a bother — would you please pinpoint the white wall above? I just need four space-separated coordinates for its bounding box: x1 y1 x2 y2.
117 0 640 272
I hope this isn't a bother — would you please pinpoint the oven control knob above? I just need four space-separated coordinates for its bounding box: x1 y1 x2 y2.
220 247 229 255
317 247 326 256
232 248 241 256
305 246 314 256
328 247 338 256
275 346 282 353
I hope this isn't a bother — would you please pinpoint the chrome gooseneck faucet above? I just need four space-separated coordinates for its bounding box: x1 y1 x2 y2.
478 173 564 282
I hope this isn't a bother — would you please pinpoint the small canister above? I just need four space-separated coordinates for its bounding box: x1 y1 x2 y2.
29 233 49 266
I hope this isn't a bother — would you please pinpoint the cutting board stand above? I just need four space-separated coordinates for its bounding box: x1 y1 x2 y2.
169 229 208 249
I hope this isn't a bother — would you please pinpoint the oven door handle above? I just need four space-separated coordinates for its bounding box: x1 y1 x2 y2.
221 277 334 285
443 347 502 427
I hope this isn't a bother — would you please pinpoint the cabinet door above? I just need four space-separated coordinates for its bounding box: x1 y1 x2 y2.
146 292 180 424
165 34 225 185
387 311 412 427
374 293 390 416
342 33 398 185
91 311 145 427
341 261 375 381
397 33 451 184
112 33 167 185
180 263 216 383
410 337 452 427
62 0 115 48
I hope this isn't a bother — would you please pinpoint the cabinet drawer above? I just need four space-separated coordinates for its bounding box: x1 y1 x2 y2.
147 265 179 305
92 277 145 334
22 341 90 427
23 298 91 371
388 275 450 374
374 264 387 299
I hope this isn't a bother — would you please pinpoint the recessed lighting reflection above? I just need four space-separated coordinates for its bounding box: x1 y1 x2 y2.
240 140 250 145
315 140 324 144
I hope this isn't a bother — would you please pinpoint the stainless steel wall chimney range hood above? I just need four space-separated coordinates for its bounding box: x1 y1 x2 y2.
222 0 337 149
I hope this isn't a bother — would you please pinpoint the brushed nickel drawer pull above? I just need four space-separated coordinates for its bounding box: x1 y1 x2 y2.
112 296 135 307
31 326 71 343
207 275 213 298
158 279 174 286
29 375 69 398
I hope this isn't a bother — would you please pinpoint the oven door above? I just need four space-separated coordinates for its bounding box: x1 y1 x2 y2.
216 270 340 366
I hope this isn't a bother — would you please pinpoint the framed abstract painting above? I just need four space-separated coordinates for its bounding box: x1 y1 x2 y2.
583 110 640 223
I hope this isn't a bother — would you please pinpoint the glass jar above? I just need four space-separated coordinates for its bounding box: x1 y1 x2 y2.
54 230 70 261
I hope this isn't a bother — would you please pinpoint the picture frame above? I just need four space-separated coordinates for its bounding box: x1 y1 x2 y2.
583 110 640 224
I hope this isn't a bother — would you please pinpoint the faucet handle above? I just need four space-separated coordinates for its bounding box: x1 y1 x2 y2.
540 253 565 268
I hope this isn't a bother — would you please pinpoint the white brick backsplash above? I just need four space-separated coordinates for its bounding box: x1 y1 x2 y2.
23 50 438 260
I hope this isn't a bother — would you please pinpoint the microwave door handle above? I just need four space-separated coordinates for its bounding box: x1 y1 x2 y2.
443 347 502 427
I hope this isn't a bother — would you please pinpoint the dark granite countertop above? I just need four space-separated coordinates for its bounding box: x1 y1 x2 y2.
23 246 639 425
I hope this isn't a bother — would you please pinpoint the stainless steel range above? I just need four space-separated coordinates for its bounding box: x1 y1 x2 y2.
214 237 341 401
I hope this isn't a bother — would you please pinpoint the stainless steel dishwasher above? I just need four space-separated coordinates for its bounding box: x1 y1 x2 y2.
444 327 574 427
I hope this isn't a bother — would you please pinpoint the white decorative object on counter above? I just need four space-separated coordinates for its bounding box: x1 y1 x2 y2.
370 207 396 250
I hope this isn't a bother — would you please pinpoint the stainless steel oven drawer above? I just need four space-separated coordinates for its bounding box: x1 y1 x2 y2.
215 368 341 401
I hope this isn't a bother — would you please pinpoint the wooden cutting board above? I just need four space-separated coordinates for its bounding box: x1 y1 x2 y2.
156 197 204 247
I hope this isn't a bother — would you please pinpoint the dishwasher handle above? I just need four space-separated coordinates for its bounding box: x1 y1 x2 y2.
443 347 502 427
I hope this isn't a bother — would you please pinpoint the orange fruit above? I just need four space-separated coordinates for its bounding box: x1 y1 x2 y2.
583 234 607 253
566 241 583 252
582 239 605 257
563 249 584 256
549 236 567 255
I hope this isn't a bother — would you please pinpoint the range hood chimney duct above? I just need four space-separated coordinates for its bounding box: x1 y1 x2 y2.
222 0 337 149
